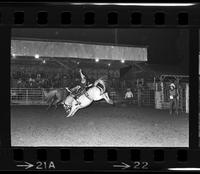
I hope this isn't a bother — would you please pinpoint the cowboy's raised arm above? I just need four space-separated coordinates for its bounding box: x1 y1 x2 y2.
79 69 85 79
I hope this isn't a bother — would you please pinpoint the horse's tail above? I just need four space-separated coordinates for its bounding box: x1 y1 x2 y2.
94 77 107 94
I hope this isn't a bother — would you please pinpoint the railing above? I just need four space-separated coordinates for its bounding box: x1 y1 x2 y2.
11 88 46 105
10 87 188 113
10 88 155 106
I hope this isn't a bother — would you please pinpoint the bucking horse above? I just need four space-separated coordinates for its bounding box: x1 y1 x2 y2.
63 77 113 117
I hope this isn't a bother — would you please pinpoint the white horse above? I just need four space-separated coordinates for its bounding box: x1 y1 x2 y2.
63 77 113 117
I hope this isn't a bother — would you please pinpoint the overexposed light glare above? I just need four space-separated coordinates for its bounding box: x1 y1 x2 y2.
12 53 16 58
35 54 40 59
168 168 200 171
42 60 46 64
71 3 196 7
95 58 99 62
108 63 111 66
121 59 125 63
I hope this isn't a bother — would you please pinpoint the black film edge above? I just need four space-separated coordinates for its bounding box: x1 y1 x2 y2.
0 2 200 172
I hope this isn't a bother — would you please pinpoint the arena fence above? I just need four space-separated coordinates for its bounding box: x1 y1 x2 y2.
10 88 155 106
10 87 189 113
11 88 46 105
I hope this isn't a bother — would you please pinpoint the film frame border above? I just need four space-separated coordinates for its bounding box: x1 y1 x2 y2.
0 2 199 171
0 3 200 26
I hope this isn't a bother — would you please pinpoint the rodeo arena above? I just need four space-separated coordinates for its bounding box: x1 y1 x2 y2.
11 29 189 147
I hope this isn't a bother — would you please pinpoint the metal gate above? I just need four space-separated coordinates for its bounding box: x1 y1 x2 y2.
156 82 189 113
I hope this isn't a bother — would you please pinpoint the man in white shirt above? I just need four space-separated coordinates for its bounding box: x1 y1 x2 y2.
169 83 179 115
125 88 134 104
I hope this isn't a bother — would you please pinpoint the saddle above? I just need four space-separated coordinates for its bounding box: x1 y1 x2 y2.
76 89 86 98
72 84 93 99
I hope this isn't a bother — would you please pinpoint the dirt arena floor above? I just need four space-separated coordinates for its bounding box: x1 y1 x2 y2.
11 103 189 147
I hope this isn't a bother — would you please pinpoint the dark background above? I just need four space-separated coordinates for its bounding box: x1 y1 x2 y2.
12 28 189 73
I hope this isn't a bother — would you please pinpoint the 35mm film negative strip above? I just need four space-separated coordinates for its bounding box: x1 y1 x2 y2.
0 1 200 172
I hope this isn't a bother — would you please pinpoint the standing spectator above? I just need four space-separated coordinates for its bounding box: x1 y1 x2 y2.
125 88 134 104
36 73 41 81
17 78 23 88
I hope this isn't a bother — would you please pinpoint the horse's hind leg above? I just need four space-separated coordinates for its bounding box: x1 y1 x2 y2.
103 93 113 104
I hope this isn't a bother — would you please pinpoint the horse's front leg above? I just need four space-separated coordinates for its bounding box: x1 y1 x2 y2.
66 105 80 117
71 106 80 117
66 104 75 117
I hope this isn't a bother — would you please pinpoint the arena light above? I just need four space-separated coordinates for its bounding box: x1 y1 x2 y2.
77 61 80 65
34 54 40 59
121 59 125 63
108 63 111 66
12 53 16 58
42 59 46 64
95 58 99 62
